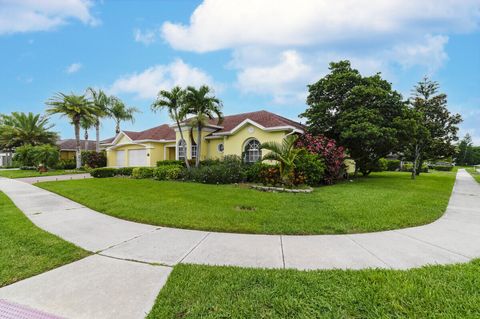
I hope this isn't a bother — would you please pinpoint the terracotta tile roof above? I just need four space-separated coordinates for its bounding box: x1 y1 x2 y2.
56 139 96 151
212 110 304 133
124 124 176 141
108 111 303 142
100 136 115 144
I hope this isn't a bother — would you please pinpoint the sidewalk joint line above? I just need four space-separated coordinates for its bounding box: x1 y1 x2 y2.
280 235 286 269
97 227 161 253
347 236 391 269
179 232 211 263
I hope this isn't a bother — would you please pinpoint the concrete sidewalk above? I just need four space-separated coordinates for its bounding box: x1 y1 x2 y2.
15 173 91 184
0 169 479 318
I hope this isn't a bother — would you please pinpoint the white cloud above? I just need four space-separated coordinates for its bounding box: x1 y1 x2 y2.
237 50 314 104
66 62 82 74
0 0 98 35
134 28 158 45
161 0 480 52
109 59 218 99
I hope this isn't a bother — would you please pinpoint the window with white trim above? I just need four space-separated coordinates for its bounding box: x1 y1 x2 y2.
191 144 197 159
178 139 187 160
243 139 261 163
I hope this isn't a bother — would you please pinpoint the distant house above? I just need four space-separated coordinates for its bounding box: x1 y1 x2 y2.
56 139 97 160
101 110 305 167
0 150 13 167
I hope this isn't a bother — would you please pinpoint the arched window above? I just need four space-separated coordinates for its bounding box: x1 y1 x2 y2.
178 139 187 160
243 139 261 163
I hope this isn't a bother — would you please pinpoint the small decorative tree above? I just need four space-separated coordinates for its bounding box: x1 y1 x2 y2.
296 133 345 184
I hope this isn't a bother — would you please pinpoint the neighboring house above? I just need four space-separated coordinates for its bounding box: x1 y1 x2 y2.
102 110 305 167
0 150 13 167
56 139 97 160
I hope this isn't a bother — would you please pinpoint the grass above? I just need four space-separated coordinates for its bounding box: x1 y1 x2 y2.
0 169 84 179
466 167 480 183
38 171 456 235
148 261 480 318
0 191 90 287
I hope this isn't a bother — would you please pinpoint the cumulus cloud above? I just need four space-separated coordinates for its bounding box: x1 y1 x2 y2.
0 0 98 35
66 62 82 74
109 59 218 99
161 0 480 52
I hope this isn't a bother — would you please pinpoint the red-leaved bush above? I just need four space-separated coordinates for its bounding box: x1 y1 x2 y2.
296 133 346 184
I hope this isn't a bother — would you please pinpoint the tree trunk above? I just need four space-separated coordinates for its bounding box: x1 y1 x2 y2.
115 120 120 134
416 158 423 176
411 144 420 180
84 129 89 151
74 122 81 169
95 120 100 153
175 116 190 170
196 125 202 167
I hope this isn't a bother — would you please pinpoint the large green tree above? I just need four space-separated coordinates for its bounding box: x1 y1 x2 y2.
183 86 223 167
151 86 191 169
0 112 58 149
407 77 462 174
457 133 473 166
301 61 406 175
46 93 96 169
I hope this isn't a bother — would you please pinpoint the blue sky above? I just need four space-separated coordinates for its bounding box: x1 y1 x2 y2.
1 0 479 143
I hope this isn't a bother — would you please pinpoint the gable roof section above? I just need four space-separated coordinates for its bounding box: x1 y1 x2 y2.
57 139 96 151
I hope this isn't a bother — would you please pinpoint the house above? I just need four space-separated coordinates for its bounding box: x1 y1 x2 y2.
0 151 13 167
102 110 305 167
56 139 98 160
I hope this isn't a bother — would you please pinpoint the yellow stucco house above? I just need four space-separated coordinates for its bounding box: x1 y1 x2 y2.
101 110 305 167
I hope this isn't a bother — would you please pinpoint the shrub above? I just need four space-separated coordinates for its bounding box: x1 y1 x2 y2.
371 158 388 172
296 134 345 184
132 167 154 179
245 162 270 183
56 159 76 169
401 163 428 173
116 167 134 176
294 152 326 186
157 160 185 167
91 167 117 178
180 156 246 184
13 144 36 167
258 165 281 186
81 151 107 168
153 165 182 181
32 144 59 168
385 159 401 171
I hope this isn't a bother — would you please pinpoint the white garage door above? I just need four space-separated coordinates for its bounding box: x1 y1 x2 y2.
116 150 125 167
128 149 147 167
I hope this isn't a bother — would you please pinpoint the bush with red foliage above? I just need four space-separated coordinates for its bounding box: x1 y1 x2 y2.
296 134 346 184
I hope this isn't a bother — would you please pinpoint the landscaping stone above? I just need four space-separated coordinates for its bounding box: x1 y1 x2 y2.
250 185 313 193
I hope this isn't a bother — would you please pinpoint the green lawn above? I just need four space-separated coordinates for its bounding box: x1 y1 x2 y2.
38 171 456 235
148 261 480 318
0 191 90 287
0 169 85 179
466 167 480 183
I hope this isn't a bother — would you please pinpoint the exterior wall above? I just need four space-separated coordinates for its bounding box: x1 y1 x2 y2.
175 129 213 160
60 151 76 160
223 124 288 159
205 138 225 160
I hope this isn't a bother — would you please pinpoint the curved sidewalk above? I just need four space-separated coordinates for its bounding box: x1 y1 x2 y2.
1 170 479 271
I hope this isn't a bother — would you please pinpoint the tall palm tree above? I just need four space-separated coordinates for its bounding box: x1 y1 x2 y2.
108 96 140 135
151 86 190 169
0 112 58 149
261 135 303 186
86 87 110 152
80 114 96 151
46 93 96 169
183 85 223 167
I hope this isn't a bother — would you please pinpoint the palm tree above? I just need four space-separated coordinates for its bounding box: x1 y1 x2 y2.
46 93 96 169
108 96 140 135
183 85 223 167
261 134 303 186
86 87 110 152
80 114 96 151
0 112 58 149
151 86 190 169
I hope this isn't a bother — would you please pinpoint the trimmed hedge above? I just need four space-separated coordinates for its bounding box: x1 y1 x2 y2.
153 165 182 181
432 165 453 171
385 159 401 171
117 167 134 176
90 167 117 178
132 167 154 179
157 160 185 167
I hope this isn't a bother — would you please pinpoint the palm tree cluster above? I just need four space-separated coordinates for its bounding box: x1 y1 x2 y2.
152 85 223 168
46 88 139 169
